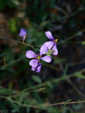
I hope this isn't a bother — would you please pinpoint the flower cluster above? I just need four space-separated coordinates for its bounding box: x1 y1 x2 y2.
19 29 58 72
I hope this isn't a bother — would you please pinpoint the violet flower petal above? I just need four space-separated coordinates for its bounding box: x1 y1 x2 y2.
52 44 58 55
41 56 52 63
31 67 35 71
44 41 54 49
40 44 48 56
36 64 41 72
19 28 26 38
29 59 38 68
45 31 54 40
26 50 37 58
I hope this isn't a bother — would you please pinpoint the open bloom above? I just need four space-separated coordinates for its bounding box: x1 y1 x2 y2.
19 28 27 41
26 44 52 72
44 31 58 55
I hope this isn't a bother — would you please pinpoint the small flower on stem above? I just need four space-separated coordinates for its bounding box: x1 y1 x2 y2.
19 28 27 42
26 44 52 72
44 31 58 55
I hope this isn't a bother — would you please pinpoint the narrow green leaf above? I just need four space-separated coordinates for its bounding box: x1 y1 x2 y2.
32 76 42 84
7 97 19 112
0 0 6 11
54 58 67 63
74 73 85 79
82 41 85 45
0 88 13 95
16 92 28 103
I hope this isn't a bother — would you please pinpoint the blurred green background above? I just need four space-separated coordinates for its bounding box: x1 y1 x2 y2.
0 0 85 113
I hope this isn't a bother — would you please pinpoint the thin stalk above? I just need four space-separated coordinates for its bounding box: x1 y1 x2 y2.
0 96 85 108
0 36 39 49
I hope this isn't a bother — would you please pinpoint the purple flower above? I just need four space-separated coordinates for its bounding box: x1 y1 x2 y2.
44 31 58 55
26 44 52 72
19 28 27 41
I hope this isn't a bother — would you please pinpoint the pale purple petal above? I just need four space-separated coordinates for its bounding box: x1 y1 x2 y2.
52 44 58 55
19 28 26 38
45 31 54 40
36 64 41 72
44 41 54 49
31 67 35 71
41 56 52 63
29 59 38 68
40 44 48 56
26 50 37 58
22 37 26 41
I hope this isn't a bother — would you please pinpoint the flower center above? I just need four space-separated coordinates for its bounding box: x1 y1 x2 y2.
46 49 56 56
54 39 58 43
37 55 41 59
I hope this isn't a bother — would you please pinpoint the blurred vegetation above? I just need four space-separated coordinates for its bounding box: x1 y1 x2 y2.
0 0 85 113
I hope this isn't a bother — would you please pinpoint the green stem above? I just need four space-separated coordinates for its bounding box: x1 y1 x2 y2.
0 96 85 108
0 36 39 49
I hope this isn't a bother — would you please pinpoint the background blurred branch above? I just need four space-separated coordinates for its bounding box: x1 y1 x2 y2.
54 5 68 15
58 28 85 45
